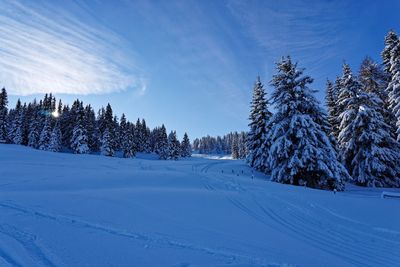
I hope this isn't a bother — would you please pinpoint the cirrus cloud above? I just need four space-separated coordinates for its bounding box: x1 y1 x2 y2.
0 0 144 96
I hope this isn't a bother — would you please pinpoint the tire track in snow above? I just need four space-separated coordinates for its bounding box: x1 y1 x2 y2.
0 202 276 267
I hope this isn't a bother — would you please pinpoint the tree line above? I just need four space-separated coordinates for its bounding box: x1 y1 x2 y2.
0 92 192 159
246 30 400 190
192 131 247 159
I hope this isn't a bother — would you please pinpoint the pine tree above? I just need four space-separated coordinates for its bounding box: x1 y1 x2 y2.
70 103 89 154
180 132 192 157
135 119 144 152
246 76 272 171
60 105 71 147
267 57 348 190
48 121 62 152
9 100 23 145
238 132 247 159
39 117 52 150
325 80 339 140
359 57 396 136
387 41 400 140
337 63 361 152
231 133 239 159
168 131 180 160
62 100 80 148
21 103 31 146
0 88 8 143
120 114 135 158
338 62 400 187
141 119 151 153
155 125 169 160
84 105 98 151
101 128 114 156
57 99 63 116
382 30 399 75
348 92 400 187
112 115 120 151
13 108 24 145
28 104 40 148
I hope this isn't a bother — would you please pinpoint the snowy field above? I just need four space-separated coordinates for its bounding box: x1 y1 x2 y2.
0 145 399 267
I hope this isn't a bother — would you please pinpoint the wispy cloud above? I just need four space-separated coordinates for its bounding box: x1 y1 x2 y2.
124 0 251 118
227 0 362 78
0 0 144 96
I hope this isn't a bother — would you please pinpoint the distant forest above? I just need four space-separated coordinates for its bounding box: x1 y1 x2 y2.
0 92 192 160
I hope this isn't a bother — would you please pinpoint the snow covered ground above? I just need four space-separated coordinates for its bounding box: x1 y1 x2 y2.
0 144 399 267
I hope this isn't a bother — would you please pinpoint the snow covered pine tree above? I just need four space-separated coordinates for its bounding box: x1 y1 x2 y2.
337 61 400 187
168 131 180 160
49 121 62 152
246 76 272 171
267 56 349 190
384 31 400 141
0 88 8 143
155 125 169 160
70 102 90 154
180 132 192 157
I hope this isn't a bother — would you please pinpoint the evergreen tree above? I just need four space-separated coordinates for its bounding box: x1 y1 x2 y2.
62 100 81 148
267 57 348 190
9 100 23 145
28 104 40 148
101 128 114 156
38 117 52 150
337 63 361 152
180 132 192 157
387 40 400 140
112 115 120 151
84 105 97 151
60 105 71 147
168 131 180 160
21 103 32 146
57 99 63 116
12 108 24 145
246 76 272 171
70 103 89 154
141 119 151 153
325 80 340 140
155 125 169 160
359 57 396 136
0 88 8 143
349 93 400 187
231 133 239 159
238 132 247 159
135 118 144 152
382 30 399 75
48 121 62 152
120 114 135 158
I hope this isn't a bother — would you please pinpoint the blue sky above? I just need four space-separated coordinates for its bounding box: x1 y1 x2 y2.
1 0 400 139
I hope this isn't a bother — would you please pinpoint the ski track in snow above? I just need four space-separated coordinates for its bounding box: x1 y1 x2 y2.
0 246 22 267
0 224 57 267
0 201 277 267
196 160 400 267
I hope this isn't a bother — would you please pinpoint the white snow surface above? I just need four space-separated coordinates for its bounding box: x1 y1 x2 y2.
0 144 399 267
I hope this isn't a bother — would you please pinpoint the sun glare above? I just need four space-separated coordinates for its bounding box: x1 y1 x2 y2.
52 111 59 118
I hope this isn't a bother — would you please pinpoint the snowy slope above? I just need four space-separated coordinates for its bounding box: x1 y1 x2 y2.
0 144 399 267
